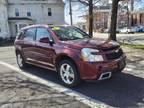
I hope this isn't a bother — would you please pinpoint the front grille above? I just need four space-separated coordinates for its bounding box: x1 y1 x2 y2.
105 48 123 60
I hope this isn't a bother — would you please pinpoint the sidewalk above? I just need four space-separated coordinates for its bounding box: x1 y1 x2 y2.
123 46 144 78
118 36 144 45
0 65 90 108
94 33 144 45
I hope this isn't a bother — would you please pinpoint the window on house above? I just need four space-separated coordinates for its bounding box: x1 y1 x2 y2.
48 8 52 16
0 28 1 32
27 12 31 17
15 8 19 17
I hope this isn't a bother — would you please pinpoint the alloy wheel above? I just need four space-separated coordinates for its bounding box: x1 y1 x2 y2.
60 63 75 85
17 54 23 67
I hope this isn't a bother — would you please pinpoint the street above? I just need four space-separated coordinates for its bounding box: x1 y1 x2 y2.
0 46 144 108
0 46 90 108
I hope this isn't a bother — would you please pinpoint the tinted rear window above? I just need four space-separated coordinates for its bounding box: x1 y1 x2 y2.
24 28 36 41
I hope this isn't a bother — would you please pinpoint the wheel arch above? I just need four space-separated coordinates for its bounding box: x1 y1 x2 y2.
55 54 79 72
15 49 21 55
15 48 26 61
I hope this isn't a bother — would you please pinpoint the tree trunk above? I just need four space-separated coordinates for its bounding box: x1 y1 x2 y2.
88 0 93 37
109 0 119 41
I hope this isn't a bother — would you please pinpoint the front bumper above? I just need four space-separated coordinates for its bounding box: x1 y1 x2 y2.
77 55 126 80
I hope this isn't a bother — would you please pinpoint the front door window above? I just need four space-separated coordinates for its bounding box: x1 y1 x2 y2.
36 27 52 42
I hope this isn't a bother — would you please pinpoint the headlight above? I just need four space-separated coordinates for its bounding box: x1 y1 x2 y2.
81 48 104 62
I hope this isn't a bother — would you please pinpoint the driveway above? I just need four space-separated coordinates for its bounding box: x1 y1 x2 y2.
0 46 144 108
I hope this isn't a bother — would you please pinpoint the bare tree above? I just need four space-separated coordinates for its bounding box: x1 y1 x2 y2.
109 0 143 41
109 0 119 41
78 0 101 37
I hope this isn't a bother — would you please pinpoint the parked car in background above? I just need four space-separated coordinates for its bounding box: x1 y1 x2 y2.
104 29 109 33
132 26 144 33
132 26 141 33
142 26 144 32
104 29 120 33
119 27 134 34
96 28 104 33
14 25 126 87
139 26 144 32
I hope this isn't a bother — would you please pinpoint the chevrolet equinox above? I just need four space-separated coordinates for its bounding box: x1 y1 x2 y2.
14 25 126 86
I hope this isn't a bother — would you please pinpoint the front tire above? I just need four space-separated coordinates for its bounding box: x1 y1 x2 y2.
57 60 81 87
16 52 27 69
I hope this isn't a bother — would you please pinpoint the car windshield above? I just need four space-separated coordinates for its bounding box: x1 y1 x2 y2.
51 26 90 41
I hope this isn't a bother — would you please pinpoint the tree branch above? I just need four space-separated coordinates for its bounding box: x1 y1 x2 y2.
78 0 89 6
93 0 101 5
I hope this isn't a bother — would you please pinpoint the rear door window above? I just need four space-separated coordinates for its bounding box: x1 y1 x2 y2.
24 28 36 41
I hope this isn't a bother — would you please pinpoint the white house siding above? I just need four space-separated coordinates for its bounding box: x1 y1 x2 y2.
0 0 65 38
8 3 65 24
0 0 9 38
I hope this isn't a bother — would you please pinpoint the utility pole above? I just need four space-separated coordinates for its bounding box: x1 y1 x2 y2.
69 0 73 25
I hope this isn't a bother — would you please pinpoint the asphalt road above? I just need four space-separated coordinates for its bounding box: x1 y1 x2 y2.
0 46 144 108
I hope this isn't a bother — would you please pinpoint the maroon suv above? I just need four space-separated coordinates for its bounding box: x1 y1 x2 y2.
14 25 126 86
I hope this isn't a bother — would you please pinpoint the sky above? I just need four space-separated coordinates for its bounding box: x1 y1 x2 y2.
135 0 144 10
64 1 87 25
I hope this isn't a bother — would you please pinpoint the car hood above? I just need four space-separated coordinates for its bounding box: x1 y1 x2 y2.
61 38 120 50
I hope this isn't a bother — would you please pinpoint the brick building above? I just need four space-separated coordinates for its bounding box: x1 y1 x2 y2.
82 4 128 32
131 11 144 26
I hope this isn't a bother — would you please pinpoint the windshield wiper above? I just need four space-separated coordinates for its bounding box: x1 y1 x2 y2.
61 38 70 41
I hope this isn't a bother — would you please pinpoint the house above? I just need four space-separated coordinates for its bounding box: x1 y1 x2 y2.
0 0 65 38
81 5 111 32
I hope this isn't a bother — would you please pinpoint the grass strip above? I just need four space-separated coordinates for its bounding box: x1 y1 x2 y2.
120 43 144 50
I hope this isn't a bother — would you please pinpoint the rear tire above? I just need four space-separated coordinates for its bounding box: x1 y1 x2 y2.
57 60 81 87
16 52 27 69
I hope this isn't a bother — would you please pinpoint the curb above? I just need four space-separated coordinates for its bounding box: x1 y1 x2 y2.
0 61 113 108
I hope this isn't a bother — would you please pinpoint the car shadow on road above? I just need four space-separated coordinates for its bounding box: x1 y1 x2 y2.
23 66 144 108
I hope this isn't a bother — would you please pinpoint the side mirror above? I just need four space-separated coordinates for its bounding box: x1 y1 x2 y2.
39 37 54 45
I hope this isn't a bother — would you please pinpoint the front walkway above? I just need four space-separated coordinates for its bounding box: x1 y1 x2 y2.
0 65 90 108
